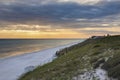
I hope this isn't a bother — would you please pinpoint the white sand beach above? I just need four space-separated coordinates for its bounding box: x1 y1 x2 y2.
0 42 79 80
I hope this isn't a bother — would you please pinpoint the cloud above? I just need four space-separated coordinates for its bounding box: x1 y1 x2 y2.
0 1 120 21
0 0 102 5
80 30 120 35
0 0 120 35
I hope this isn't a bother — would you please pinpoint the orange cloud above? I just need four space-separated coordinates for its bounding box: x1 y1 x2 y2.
0 29 87 39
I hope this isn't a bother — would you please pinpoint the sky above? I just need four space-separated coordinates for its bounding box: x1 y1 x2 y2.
0 0 120 38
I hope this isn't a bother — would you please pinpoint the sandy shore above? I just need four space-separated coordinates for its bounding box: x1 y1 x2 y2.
0 42 80 80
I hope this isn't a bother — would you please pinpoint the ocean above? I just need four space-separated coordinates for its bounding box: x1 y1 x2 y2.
0 39 83 58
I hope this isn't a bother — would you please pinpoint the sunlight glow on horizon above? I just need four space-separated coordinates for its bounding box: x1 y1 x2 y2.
0 26 119 39
0 29 88 39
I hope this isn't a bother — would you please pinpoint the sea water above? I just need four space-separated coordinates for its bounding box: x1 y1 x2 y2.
0 39 83 58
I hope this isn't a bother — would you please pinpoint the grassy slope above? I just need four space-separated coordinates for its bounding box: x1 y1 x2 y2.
19 35 120 80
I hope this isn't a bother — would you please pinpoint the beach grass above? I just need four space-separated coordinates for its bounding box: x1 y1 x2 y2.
19 35 120 80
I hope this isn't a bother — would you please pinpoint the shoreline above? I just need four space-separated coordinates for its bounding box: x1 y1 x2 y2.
0 41 81 80
0 40 82 60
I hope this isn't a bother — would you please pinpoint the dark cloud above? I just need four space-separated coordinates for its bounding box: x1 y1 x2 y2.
0 0 120 30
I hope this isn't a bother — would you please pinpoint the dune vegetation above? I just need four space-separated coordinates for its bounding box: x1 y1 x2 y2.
19 35 120 80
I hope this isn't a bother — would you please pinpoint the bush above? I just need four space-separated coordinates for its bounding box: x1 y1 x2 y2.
93 45 100 48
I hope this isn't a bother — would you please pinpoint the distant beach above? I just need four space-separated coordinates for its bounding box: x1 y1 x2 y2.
0 40 83 80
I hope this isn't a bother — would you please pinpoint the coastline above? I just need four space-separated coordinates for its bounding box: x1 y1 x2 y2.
18 35 120 80
0 41 81 80
0 40 83 60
